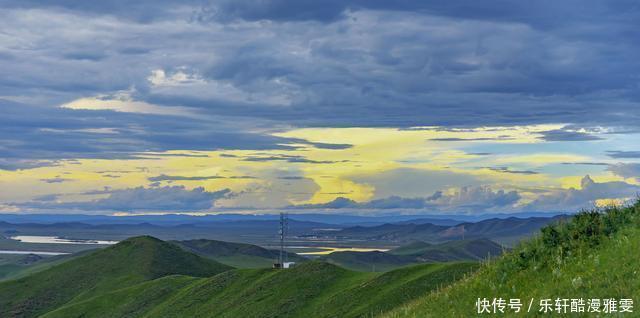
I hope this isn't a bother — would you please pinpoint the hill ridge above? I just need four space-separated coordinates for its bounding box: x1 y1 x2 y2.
0 235 231 318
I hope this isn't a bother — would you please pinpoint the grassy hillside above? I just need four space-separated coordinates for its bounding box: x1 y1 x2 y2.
385 202 640 317
322 250 417 272
0 253 80 282
390 238 505 262
322 238 503 272
389 241 433 255
173 239 306 268
42 261 478 318
0 236 232 318
0 254 42 280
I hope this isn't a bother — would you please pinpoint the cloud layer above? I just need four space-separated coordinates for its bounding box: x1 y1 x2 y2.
2 1 640 214
16 186 231 212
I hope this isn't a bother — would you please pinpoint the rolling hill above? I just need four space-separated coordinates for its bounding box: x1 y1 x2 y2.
0 236 232 318
322 250 416 272
173 239 307 268
388 240 433 255
385 201 640 317
0 252 86 282
389 238 505 262
323 238 504 271
40 261 478 318
3 201 632 318
0 254 43 280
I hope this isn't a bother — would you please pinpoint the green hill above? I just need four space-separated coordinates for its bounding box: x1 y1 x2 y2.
173 239 306 268
385 201 640 317
0 236 232 318
0 254 43 280
322 238 503 272
322 250 417 272
390 238 505 262
388 241 433 256
42 261 478 318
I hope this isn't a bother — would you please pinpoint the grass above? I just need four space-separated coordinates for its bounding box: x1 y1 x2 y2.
389 241 433 256
0 236 231 318
172 239 305 268
389 238 504 262
320 238 503 272
384 201 640 317
322 250 417 272
40 261 478 318
5 201 633 318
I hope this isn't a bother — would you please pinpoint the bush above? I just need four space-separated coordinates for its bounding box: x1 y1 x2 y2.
501 200 640 273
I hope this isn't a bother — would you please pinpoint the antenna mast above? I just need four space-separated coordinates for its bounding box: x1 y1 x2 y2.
278 212 288 265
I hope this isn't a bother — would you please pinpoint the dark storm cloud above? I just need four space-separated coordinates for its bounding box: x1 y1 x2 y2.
148 174 225 181
290 186 521 212
607 163 640 180
40 177 71 184
241 154 347 164
15 186 231 212
0 159 60 171
0 100 313 167
430 137 513 142
524 175 640 211
539 129 603 141
135 153 210 158
1 1 640 164
561 162 609 166
200 0 637 29
290 196 430 209
278 176 306 180
486 167 539 175
148 174 256 181
606 151 640 159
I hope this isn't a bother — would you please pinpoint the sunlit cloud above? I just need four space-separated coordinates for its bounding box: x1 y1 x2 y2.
61 90 198 117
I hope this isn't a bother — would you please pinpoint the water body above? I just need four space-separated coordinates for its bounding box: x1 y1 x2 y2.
11 235 119 245
292 246 390 256
0 250 69 256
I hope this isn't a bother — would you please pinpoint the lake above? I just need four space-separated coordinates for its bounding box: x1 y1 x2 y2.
291 246 390 256
0 250 69 255
10 235 119 245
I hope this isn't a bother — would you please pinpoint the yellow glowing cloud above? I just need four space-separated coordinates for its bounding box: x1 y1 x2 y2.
595 198 629 207
0 124 605 210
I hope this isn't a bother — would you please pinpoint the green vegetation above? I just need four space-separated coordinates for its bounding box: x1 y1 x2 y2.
322 238 503 272
389 241 433 255
389 238 504 262
322 250 416 272
385 201 640 317
0 236 231 318
6 201 631 318
173 239 306 268
42 261 478 318
0 253 70 282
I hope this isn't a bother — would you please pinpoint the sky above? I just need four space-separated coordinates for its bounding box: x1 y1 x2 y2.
1 0 640 215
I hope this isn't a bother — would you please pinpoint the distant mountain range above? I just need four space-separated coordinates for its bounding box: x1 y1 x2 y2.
0 215 565 251
322 215 566 245
0 211 567 226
